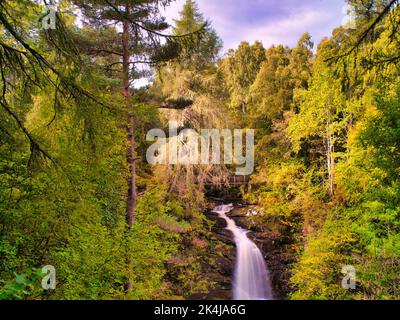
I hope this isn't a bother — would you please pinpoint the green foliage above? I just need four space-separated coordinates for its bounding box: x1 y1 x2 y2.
0 268 45 300
360 87 400 178
2 0 400 302
219 41 266 114
227 3 400 300
290 217 357 300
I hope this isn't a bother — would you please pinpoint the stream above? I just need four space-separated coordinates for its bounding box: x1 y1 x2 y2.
212 204 274 300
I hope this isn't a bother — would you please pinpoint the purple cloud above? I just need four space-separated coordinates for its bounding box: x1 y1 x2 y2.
163 0 348 52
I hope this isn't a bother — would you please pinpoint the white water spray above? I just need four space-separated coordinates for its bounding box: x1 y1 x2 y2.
213 204 273 300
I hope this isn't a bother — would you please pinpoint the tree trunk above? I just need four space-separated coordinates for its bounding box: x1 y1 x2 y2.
122 10 136 229
122 7 135 292
326 123 335 196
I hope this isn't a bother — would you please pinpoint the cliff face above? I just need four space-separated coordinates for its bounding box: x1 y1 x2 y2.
163 209 235 300
195 210 235 300
173 189 296 300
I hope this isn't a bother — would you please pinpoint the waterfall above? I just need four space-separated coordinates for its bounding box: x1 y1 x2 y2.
213 204 273 300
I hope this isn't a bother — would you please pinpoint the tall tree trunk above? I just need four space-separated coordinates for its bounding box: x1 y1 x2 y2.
122 9 136 229
122 7 135 291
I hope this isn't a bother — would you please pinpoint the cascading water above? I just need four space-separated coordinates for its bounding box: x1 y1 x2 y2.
213 204 273 300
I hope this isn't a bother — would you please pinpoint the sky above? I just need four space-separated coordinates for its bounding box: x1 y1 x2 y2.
163 0 349 53
135 0 350 87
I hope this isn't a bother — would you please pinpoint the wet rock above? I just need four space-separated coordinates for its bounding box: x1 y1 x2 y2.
189 289 232 300
192 210 236 300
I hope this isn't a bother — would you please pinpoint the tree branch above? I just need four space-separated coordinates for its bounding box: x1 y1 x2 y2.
159 98 193 110
326 0 399 62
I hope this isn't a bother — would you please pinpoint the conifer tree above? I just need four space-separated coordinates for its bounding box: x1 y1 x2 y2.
173 0 222 69
72 0 206 230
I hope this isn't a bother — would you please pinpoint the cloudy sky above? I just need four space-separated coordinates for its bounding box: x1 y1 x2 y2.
163 0 349 53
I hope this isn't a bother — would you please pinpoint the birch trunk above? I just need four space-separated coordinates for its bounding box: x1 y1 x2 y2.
326 124 335 196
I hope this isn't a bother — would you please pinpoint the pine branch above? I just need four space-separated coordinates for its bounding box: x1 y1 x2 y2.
326 0 399 62
0 7 110 109
159 98 193 110
0 99 53 166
